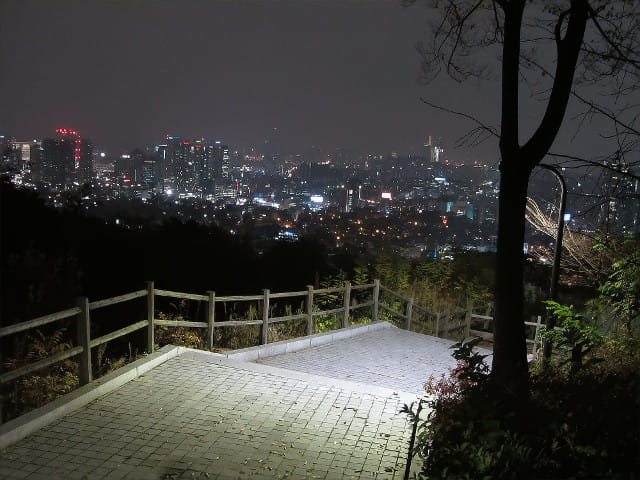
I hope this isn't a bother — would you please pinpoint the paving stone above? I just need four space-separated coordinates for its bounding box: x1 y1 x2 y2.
0 325 454 479
257 326 465 394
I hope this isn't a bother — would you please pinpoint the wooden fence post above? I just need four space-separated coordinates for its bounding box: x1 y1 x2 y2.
435 312 440 337
207 291 216 350
342 282 351 329
306 285 314 336
146 281 154 354
533 315 542 357
76 296 92 385
261 289 270 345
372 279 380 322
465 298 473 338
484 304 491 330
444 308 450 338
405 297 414 331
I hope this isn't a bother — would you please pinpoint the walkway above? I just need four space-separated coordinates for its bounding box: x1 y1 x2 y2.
257 327 460 394
0 324 464 479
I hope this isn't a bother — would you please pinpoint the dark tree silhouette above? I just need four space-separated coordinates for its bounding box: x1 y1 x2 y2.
413 0 640 399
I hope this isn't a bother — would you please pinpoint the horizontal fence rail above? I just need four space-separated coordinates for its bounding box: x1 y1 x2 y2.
0 278 545 415
0 307 81 338
88 290 147 310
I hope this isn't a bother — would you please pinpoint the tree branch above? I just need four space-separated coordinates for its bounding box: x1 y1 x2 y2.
586 3 640 70
521 0 589 165
419 97 499 138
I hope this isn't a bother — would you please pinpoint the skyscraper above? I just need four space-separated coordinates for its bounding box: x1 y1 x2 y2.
141 156 157 191
263 127 281 174
424 136 443 163
345 178 361 213
38 129 93 187
76 138 93 184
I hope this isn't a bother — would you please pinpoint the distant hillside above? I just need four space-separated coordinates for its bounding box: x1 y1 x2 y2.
0 182 332 325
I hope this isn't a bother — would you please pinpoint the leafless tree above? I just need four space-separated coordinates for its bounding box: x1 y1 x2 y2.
411 0 640 399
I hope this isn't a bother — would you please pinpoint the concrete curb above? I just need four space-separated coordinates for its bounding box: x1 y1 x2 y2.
0 345 181 450
223 321 394 362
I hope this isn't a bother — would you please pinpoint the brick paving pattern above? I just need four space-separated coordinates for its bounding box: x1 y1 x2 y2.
0 326 471 479
0 343 423 479
257 327 462 394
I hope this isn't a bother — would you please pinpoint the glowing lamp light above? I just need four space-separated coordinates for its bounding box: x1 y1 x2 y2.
381 192 392 200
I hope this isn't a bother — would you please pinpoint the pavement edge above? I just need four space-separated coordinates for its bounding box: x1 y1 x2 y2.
224 320 394 362
0 344 181 450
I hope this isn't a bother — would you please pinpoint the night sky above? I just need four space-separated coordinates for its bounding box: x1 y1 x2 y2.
1 0 504 160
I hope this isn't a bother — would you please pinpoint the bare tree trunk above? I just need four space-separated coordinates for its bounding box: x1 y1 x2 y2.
491 0 530 401
489 0 588 401
492 165 530 400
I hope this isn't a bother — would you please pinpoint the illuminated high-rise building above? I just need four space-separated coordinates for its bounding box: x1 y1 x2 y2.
424 136 443 163
41 130 74 186
212 142 230 179
263 127 281 174
7 140 41 175
76 138 93 184
345 178 361 213
141 156 157 191
155 143 168 191
191 138 210 194
38 129 92 186
158 135 231 195
160 135 188 192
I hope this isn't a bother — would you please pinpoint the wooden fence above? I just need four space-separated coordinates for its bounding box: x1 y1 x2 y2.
0 279 543 397
0 281 381 388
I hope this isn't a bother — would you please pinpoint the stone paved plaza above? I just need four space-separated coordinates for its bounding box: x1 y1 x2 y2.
257 327 461 394
0 324 466 479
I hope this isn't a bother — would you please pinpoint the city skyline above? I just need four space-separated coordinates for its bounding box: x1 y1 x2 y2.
1 1 508 160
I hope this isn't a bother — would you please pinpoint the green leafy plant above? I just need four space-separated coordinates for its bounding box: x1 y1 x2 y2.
594 236 640 335
154 310 205 350
2 328 79 421
540 301 604 374
406 331 639 479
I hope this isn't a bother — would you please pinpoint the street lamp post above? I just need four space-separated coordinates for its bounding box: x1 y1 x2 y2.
537 163 567 360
